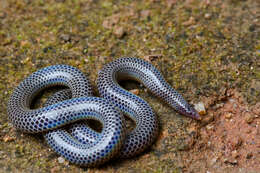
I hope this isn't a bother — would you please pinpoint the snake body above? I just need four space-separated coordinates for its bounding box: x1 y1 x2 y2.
8 57 200 166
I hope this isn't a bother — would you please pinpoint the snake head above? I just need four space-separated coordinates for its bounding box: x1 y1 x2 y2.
185 104 201 120
177 103 201 120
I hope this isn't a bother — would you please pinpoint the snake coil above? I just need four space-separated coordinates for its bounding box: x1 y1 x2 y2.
8 57 200 166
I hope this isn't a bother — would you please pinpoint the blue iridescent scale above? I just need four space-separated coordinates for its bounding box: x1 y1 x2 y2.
7 57 200 166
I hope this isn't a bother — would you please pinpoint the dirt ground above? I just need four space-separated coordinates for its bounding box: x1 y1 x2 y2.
0 0 259 172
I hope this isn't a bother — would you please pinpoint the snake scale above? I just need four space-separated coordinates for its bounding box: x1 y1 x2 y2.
7 57 200 166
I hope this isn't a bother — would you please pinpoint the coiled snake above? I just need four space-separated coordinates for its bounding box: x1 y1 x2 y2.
8 57 200 166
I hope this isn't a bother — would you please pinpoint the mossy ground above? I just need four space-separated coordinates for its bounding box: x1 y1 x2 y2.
0 0 259 172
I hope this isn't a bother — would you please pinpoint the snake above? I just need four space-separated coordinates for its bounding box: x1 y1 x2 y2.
7 57 200 167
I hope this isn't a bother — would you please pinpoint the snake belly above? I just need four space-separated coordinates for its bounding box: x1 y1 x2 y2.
7 57 200 166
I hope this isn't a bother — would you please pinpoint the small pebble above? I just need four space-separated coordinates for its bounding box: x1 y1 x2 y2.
214 103 224 109
0 12 6 19
246 152 253 159
144 54 162 62
231 150 239 158
229 98 235 103
3 136 15 142
206 125 214 130
59 34 71 42
245 113 254 124
194 102 206 115
204 13 211 19
246 129 252 134
225 112 232 119
82 46 88 54
58 157 65 164
210 157 217 165
183 16 195 26
113 26 125 38
224 158 238 165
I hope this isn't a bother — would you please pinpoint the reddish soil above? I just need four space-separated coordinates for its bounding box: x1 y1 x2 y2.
182 90 260 173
